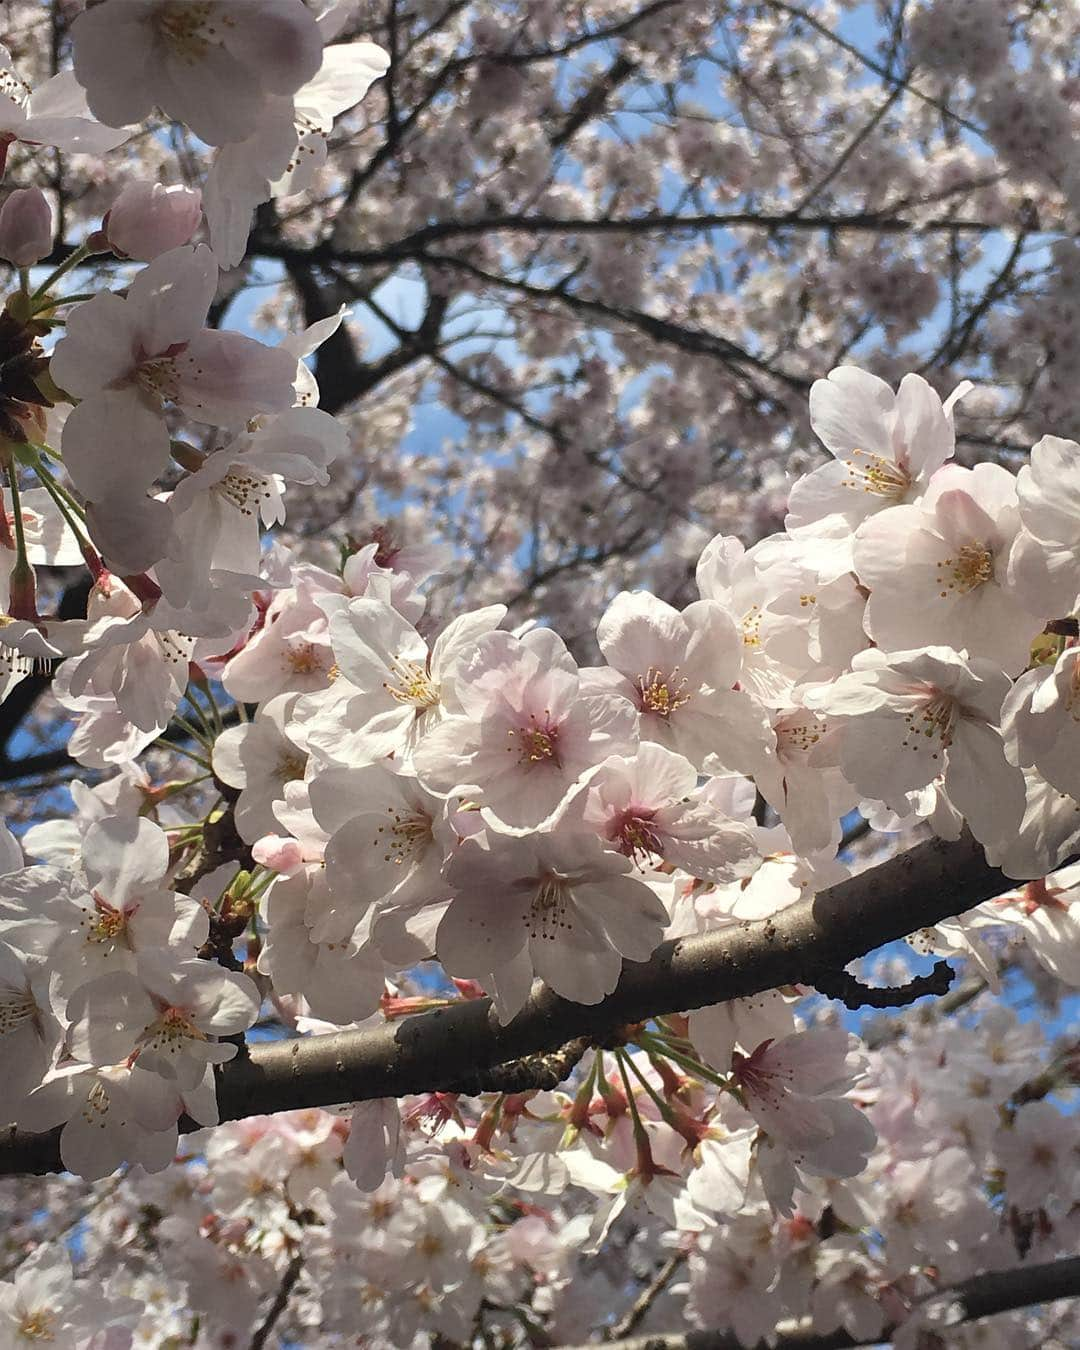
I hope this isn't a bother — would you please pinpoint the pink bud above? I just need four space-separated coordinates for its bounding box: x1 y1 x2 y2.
0 188 53 267
252 834 304 876
104 181 202 262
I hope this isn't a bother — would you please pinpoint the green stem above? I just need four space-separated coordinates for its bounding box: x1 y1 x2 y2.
614 1049 652 1150
201 680 225 735
167 711 213 755
5 462 36 620
637 1032 730 1090
184 688 215 739
620 1045 680 1128
33 292 97 312
33 458 95 559
157 741 212 771
30 241 92 303
6 463 28 563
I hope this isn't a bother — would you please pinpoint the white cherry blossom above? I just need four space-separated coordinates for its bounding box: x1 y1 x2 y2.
854 462 1041 670
437 830 669 1022
802 646 1026 846
71 0 323 146
787 366 969 535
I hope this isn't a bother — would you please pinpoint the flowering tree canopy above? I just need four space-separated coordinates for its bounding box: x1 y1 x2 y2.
2 1 1080 1347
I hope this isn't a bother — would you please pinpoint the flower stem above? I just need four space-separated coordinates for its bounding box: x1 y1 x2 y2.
30 241 93 304
5 462 37 621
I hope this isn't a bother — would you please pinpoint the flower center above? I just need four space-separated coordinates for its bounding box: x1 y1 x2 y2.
18 1310 56 1341
217 470 274 517
0 69 31 113
83 892 131 946
276 752 307 784
0 987 37 1038
509 712 562 767
284 641 327 676
80 1078 112 1127
742 606 762 649
139 1005 205 1060
155 2 218 63
901 693 957 754
839 449 911 500
373 806 432 865
636 666 691 718
777 717 823 758
383 656 439 709
135 355 182 404
936 542 994 597
613 809 664 864
527 872 572 939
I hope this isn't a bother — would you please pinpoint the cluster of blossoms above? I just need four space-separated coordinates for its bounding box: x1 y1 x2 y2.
3 991 1080 1347
0 2 1079 1347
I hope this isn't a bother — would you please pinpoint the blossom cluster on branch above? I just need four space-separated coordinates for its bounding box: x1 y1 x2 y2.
0 2 1079 1348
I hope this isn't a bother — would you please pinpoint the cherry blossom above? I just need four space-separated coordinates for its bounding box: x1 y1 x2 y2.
853 463 1042 670
437 830 669 1021
1 8 1080 1345
71 0 324 147
802 646 1027 847
787 366 970 535
595 590 770 774
414 627 638 832
0 43 128 159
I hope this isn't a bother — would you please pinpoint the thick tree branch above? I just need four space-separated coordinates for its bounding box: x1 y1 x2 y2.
0 831 1027 1176
283 254 450 413
250 208 1048 273
559 1253 1080 1349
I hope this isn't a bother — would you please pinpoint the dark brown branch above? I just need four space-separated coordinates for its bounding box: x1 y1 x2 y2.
0 831 1029 1177
283 254 450 414
440 1035 592 1096
558 1253 1080 1349
250 208 1052 273
812 958 954 1009
608 1252 686 1341
249 1252 303 1350
551 53 639 149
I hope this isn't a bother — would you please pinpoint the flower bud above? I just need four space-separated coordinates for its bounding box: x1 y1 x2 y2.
103 181 202 262
0 188 53 267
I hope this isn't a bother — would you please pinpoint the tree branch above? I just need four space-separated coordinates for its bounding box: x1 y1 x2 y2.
607 1251 686 1340
249 1252 303 1350
0 831 1030 1177
250 208 1045 273
558 1253 1080 1349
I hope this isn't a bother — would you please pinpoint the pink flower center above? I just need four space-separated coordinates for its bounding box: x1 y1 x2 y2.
612 808 663 863
636 666 691 718
510 713 562 768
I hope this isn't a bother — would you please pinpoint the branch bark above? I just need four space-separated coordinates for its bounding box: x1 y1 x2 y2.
0 831 1025 1177
557 1253 1080 1349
